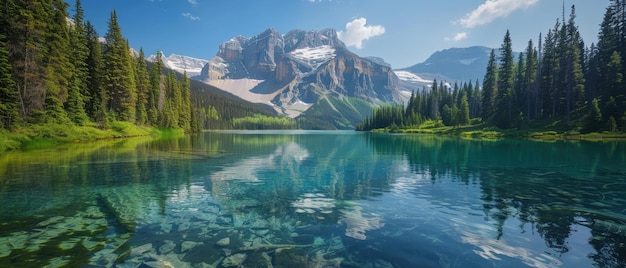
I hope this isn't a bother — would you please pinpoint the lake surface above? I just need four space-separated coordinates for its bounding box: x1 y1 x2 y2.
0 131 625 268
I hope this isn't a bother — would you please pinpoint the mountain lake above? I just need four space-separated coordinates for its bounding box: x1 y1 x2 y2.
0 130 625 268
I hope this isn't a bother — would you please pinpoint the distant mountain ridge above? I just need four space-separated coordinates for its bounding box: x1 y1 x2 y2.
400 46 493 85
192 28 406 129
151 42 508 129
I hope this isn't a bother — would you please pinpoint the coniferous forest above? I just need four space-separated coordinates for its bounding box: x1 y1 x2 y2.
358 2 626 135
0 0 203 132
0 0 290 144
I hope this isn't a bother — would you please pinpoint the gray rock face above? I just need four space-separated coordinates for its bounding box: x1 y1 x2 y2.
199 28 406 128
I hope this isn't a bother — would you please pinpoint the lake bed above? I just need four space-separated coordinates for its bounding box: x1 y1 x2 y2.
0 131 625 267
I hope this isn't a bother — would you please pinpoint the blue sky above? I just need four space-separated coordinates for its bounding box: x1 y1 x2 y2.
73 0 607 69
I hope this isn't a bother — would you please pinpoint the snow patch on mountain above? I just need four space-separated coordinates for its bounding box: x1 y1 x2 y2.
288 45 336 70
458 57 479 65
147 53 209 77
394 71 433 84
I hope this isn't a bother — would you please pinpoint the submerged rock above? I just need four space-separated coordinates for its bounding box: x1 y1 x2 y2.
181 241 198 253
216 237 230 247
159 240 176 255
131 243 153 257
221 253 247 267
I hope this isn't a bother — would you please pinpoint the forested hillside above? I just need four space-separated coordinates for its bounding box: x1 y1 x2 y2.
0 0 290 140
358 2 626 135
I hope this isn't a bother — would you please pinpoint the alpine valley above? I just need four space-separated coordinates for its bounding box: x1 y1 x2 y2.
149 29 493 129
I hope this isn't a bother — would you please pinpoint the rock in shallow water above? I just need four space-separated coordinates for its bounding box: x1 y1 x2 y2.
216 237 230 247
131 243 153 257
159 240 176 255
181 241 198 253
221 253 247 267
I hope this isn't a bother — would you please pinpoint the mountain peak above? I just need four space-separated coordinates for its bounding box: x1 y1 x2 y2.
198 28 405 128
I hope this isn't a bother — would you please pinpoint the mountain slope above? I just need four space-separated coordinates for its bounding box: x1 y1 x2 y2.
147 53 209 77
196 28 407 129
401 46 492 84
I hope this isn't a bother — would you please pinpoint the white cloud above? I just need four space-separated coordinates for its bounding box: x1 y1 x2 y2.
453 32 468 41
188 0 197 4
182 12 200 21
337 18 385 49
457 0 539 28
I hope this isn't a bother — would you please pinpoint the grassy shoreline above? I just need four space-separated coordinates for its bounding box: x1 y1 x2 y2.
370 121 626 141
0 122 185 152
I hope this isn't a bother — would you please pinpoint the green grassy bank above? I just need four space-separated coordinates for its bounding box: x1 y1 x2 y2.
371 120 626 141
0 122 185 152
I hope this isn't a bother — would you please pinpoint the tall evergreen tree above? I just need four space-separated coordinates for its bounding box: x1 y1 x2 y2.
85 21 106 126
513 52 526 120
103 10 136 122
42 0 72 124
65 0 90 125
0 34 20 129
482 50 498 121
563 5 585 124
495 30 515 129
597 4 620 99
523 40 538 121
541 24 561 119
9 0 50 120
179 72 192 130
458 91 470 125
134 48 149 125
148 51 164 125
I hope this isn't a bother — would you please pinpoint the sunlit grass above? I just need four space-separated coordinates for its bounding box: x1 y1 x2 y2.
0 122 165 152
369 118 626 141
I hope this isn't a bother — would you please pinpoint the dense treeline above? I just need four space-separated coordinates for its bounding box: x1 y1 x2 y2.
0 0 290 133
359 2 626 133
187 78 284 129
357 80 479 131
0 0 199 132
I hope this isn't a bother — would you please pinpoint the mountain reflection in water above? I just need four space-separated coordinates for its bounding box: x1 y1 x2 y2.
0 131 624 268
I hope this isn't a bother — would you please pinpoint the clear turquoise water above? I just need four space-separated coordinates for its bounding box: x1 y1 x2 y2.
0 131 625 267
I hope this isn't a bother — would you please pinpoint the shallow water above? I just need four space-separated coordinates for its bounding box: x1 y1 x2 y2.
0 131 625 267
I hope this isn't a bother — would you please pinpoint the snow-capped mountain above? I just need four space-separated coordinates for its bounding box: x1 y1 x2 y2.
196 28 406 129
398 46 493 86
287 45 336 72
147 53 209 77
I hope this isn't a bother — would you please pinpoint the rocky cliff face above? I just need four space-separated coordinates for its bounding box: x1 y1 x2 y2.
198 28 406 128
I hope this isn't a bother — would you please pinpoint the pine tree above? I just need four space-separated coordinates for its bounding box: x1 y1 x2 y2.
65 81 88 124
148 51 164 125
541 23 562 119
0 34 20 129
429 79 440 119
495 30 515 129
42 0 72 124
513 52 526 121
482 50 497 121
523 40 538 121
65 0 89 125
179 72 192 130
583 98 603 133
134 48 149 125
9 0 50 120
85 21 106 126
458 91 470 125
597 4 620 99
605 51 623 127
561 5 585 125
103 10 136 122
585 43 600 101
160 72 180 128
